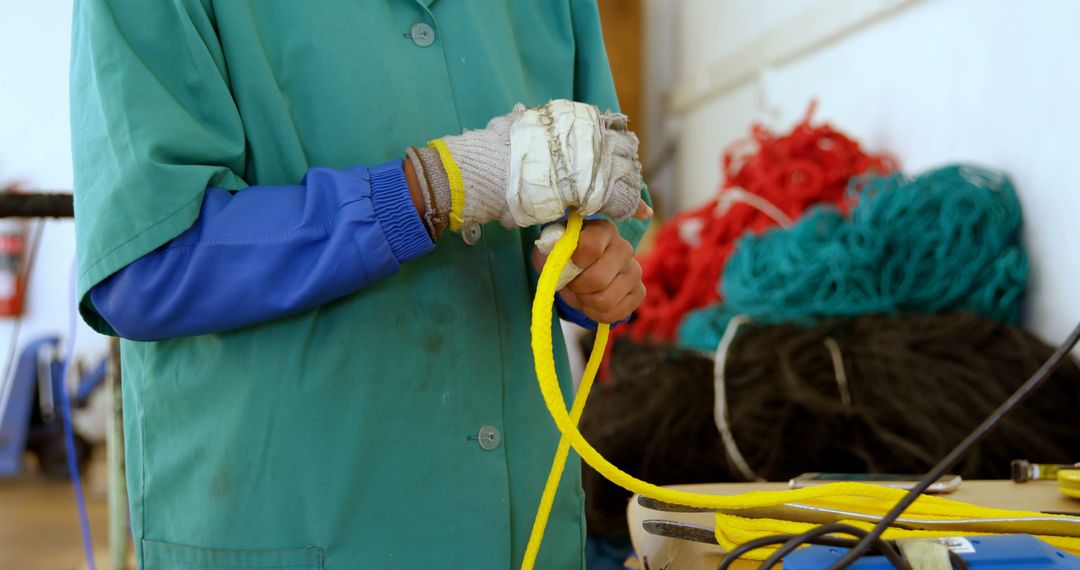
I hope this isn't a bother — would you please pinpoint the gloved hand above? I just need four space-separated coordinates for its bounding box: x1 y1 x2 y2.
406 99 643 237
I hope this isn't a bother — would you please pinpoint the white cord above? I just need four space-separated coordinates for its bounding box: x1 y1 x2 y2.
712 314 763 481
715 187 795 228
824 337 852 407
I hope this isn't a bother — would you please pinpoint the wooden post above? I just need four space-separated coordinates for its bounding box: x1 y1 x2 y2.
598 0 643 150
105 338 128 570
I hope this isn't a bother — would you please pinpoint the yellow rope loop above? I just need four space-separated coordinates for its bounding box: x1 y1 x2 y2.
427 139 466 231
715 513 1080 562
521 316 608 569
524 211 1080 567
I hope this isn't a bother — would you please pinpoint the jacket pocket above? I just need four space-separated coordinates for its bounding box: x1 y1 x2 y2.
142 539 324 569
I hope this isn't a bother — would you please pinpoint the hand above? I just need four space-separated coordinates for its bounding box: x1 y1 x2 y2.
405 100 644 237
532 213 650 325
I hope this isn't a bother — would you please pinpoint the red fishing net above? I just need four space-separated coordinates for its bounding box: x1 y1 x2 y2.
622 104 897 342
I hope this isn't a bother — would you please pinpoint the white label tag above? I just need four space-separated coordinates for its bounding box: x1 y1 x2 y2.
937 537 976 554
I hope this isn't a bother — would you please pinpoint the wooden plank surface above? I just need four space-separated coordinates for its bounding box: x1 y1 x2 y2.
0 473 113 570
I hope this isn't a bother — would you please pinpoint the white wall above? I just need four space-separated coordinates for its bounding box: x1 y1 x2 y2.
664 0 1080 346
0 1 110 374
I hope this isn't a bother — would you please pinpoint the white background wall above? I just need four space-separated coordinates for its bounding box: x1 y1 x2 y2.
0 1 109 375
652 0 1080 347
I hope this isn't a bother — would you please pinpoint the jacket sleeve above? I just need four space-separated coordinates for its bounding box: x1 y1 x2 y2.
71 1 431 340
89 161 432 341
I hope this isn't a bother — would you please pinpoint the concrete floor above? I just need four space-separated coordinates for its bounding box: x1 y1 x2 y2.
0 452 118 570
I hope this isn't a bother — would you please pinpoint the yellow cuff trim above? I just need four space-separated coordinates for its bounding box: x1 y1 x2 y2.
427 139 465 231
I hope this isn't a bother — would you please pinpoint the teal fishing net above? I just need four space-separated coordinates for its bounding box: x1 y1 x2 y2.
679 164 1028 352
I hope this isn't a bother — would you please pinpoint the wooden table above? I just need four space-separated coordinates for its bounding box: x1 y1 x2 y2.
627 480 1080 570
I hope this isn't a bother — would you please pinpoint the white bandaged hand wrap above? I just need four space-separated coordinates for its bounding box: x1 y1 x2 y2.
411 100 641 234
507 100 641 227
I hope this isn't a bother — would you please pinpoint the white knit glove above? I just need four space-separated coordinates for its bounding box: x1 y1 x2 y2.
406 100 643 236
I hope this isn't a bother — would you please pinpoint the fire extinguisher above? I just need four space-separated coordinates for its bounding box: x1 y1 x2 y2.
0 216 27 317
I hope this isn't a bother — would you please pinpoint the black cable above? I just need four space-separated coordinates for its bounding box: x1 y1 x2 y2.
715 528 906 570
758 524 909 570
823 319 1080 569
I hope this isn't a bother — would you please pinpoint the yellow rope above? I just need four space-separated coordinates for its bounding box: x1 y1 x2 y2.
428 139 465 231
712 513 1080 561
524 211 1080 567
520 319 608 570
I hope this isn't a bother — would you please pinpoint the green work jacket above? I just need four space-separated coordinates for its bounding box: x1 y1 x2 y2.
71 1 648 568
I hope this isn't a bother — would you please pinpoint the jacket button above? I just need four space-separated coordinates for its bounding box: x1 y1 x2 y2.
410 22 435 47
461 223 482 245
477 424 501 451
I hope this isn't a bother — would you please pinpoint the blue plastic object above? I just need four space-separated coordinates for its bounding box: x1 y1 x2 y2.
0 336 60 476
60 263 97 570
73 357 107 407
784 534 1080 569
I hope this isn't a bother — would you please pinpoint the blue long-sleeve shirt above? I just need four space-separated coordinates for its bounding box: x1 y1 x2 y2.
90 160 598 340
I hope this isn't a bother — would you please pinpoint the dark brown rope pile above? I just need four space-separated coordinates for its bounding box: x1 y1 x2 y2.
581 312 1080 537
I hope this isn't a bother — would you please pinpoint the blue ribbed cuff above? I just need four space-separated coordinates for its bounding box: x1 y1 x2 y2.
369 160 433 263
555 292 627 330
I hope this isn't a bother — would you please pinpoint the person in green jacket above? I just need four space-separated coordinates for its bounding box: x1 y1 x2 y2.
71 1 651 568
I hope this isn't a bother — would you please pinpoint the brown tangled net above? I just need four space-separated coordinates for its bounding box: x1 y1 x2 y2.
581 312 1080 537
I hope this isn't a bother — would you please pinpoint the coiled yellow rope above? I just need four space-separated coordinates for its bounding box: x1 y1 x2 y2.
521 303 608 568
522 212 1080 568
